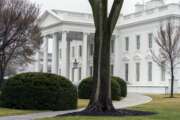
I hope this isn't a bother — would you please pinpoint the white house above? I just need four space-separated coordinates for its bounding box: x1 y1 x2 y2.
33 0 180 94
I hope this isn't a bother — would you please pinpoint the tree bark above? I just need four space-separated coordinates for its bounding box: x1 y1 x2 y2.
86 26 115 112
0 67 5 87
86 0 124 112
170 61 174 98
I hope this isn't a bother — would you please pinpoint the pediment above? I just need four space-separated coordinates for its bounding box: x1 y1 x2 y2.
38 11 61 28
122 55 130 61
133 53 142 61
145 54 152 60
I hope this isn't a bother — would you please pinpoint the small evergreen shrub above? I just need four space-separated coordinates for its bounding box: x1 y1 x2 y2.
78 77 121 100
78 77 92 99
0 72 77 110
112 76 127 97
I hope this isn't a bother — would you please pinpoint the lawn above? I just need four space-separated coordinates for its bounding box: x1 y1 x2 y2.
0 108 33 116
0 99 87 117
0 99 88 117
78 99 89 108
39 94 180 120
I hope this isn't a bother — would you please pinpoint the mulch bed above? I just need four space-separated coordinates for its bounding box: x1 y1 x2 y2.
58 109 157 117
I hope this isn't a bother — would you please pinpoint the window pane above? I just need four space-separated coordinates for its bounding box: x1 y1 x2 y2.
59 69 61 75
148 62 152 81
125 37 129 51
90 44 94 56
125 63 129 81
59 49 61 59
136 35 140 50
79 45 82 57
90 66 93 76
79 67 81 81
136 63 140 81
148 33 153 48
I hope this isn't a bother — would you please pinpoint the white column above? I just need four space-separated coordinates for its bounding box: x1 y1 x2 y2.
52 33 59 74
82 32 88 79
43 36 48 73
35 50 40 72
61 31 68 78
114 35 121 77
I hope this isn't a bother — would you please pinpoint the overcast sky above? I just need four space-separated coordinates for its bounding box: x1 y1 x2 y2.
30 0 180 14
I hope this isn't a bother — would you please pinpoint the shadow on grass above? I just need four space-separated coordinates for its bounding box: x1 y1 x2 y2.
58 109 157 117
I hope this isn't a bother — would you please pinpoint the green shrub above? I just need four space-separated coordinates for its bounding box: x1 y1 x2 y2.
0 72 77 110
78 77 92 99
112 76 127 97
78 77 121 100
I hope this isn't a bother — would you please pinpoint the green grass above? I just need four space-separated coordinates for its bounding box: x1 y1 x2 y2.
38 94 180 120
0 107 34 116
78 99 89 108
0 99 87 117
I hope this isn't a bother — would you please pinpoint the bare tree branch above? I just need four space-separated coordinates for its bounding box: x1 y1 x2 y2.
0 0 41 85
151 21 180 98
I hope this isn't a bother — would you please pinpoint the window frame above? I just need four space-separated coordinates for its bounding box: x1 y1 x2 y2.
136 35 140 50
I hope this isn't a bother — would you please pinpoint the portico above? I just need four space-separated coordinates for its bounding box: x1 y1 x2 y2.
36 29 92 82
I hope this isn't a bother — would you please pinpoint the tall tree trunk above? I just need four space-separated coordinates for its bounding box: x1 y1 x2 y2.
86 0 124 112
86 29 114 112
0 67 5 87
86 1 114 112
0 51 6 88
170 61 174 98
99 24 114 111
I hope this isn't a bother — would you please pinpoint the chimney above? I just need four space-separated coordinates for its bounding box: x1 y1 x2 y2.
135 2 144 12
146 0 165 10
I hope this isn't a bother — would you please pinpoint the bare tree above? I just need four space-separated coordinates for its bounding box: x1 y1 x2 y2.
85 0 124 112
0 0 42 86
4 64 17 77
151 22 180 98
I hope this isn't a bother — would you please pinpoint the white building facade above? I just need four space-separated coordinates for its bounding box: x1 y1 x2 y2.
34 0 180 94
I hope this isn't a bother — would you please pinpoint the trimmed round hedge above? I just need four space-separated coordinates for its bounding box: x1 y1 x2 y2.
78 77 121 100
112 76 127 97
0 72 77 110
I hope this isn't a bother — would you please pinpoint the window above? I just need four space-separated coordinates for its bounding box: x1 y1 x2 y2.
136 35 140 50
125 37 129 51
72 68 74 82
79 67 81 81
161 62 166 81
148 62 152 81
59 49 61 59
90 66 93 76
125 63 129 81
79 45 82 57
148 33 153 48
136 63 140 81
111 65 114 75
111 40 114 54
90 44 94 56
72 47 75 57
59 69 61 75
48 66 51 73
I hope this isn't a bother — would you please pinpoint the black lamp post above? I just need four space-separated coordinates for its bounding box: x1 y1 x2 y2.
73 59 79 69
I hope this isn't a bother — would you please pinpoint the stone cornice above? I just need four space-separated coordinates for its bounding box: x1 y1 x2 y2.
117 14 180 29
41 14 180 36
